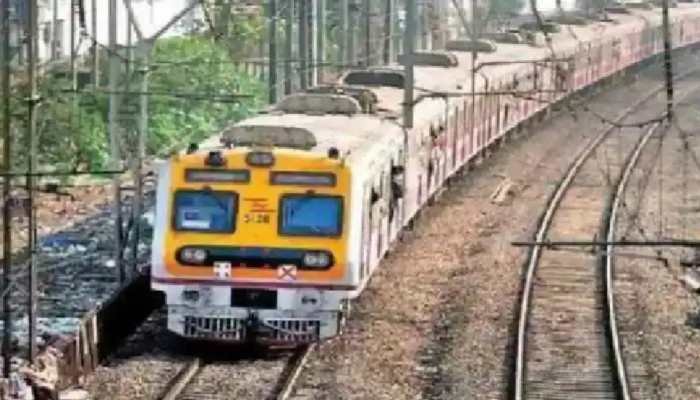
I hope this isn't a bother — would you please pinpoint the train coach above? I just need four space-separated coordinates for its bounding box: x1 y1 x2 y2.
150 4 700 344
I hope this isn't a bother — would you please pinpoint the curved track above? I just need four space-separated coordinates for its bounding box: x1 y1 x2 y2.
603 111 661 400
513 70 700 399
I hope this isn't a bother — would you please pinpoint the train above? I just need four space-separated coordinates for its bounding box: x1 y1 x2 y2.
150 4 700 344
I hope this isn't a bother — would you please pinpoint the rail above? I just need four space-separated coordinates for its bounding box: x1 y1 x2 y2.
513 66 700 399
274 344 314 400
604 118 663 400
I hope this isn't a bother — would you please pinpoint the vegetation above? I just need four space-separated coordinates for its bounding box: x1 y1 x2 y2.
148 36 265 157
2 34 265 175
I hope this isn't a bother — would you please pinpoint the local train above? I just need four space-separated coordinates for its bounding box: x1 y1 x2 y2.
151 4 700 344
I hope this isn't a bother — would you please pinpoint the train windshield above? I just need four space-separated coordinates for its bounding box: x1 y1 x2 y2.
280 195 342 237
174 191 237 233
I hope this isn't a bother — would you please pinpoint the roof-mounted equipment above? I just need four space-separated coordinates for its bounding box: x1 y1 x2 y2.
626 1 653 9
397 51 459 67
342 69 405 88
306 85 379 114
518 21 561 33
605 5 631 13
276 92 362 115
221 125 317 150
445 39 498 53
487 31 525 44
549 14 589 25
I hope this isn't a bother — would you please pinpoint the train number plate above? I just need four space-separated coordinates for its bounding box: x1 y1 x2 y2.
243 213 271 224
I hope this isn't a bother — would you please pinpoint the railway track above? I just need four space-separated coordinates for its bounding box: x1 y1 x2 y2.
513 71 700 399
156 345 313 400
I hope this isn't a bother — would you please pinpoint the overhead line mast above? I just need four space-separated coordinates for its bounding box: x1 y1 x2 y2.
26 0 39 364
661 0 674 122
1 0 12 378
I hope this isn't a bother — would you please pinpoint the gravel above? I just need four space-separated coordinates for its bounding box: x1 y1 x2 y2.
53 54 700 399
614 77 700 400
288 55 700 399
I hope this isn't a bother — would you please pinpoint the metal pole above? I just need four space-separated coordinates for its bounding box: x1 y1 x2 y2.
26 0 39 364
364 0 370 66
339 0 348 68
316 0 325 84
71 0 77 90
1 0 12 378
132 42 151 277
70 0 78 163
299 0 308 89
348 0 359 66
416 0 423 50
92 0 99 86
383 0 393 64
52 0 58 59
268 0 278 103
403 0 416 128
309 0 318 86
125 2 135 275
661 0 674 121
284 0 293 94
108 0 125 283
348 0 356 66
471 0 477 153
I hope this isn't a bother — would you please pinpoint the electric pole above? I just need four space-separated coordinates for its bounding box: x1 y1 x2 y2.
309 0 318 86
403 0 416 128
132 40 151 277
268 0 278 103
383 0 394 64
51 0 58 59
348 0 356 66
284 0 294 95
92 0 99 86
340 0 348 68
1 0 13 378
107 0 125 283
364 0 371 66
661 0 674 121
26 0 39 363
316 0 325 84
299 0 308 89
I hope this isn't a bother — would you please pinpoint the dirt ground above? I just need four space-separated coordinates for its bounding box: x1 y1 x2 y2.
290 60 696 399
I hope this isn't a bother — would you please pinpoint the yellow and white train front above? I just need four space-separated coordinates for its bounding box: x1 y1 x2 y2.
150 147 355 344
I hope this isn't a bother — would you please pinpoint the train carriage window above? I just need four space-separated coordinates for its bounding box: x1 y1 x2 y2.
279 194 343 237
173 190 237 233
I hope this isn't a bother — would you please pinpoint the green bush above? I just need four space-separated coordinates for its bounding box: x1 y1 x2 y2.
3 35 265 176
147 36 265 156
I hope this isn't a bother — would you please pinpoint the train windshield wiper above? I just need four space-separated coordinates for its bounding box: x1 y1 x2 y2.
201 188 229 212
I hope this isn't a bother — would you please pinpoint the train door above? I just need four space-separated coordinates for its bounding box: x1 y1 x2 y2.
360 183 371 281
388 150 406 241
368 167 386 272
502 84 511 132
461 100 469 161
452 109 459 171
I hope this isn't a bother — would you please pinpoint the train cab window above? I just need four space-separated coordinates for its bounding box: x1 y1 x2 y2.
173 191 237 233
279 195 343 237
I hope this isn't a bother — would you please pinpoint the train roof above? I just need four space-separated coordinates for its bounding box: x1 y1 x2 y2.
196 4 700 173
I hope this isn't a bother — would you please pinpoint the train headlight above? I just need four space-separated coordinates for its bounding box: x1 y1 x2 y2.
246 151 275 167
180 247 208 265
302 251 332 268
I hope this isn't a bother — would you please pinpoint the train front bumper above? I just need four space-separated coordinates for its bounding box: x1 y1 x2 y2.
167 305 339 344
